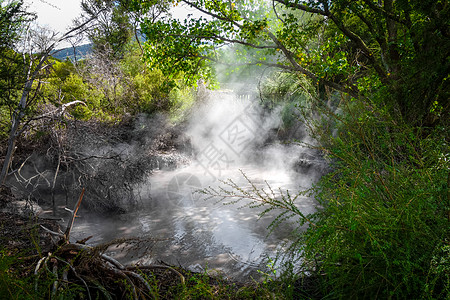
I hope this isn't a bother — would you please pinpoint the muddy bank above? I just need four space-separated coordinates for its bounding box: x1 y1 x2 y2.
0 188 228 299
0 211 60 255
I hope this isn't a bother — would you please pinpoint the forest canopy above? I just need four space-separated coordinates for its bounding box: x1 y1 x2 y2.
138 0 449 126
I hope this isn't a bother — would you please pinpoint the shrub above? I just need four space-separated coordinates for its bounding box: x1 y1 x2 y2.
0 250 37 300
302 98 449 298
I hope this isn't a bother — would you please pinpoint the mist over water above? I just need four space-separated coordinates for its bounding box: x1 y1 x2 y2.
69 89 324 280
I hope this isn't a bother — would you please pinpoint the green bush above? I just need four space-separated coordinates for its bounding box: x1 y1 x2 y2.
301 98 449 298
167 81 196 123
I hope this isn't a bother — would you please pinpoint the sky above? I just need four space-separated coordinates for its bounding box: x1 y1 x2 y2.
23 0 205 48
24 0 205 30
24 0 83 33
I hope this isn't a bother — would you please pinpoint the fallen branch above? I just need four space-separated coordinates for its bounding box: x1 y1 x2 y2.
40 224 64 238
35 254 51 292
101 253 124 270
64 188 84 242
31 100 87 121
107 266 138 300
31 187 184 299
55 257 92 300
124 270 157 299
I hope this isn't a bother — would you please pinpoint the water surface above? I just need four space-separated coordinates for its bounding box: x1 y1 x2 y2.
68 165 317 280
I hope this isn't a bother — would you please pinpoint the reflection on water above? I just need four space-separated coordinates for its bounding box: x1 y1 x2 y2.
66 164 316 280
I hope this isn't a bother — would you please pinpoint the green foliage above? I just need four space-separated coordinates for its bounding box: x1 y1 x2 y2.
0 49 24 110
141 17 218 87
0 0 34 49
0 51 50 141
425 242 450 297
80 0 133 58
136 0 449 126
0 1 34 138
120 41 196 117
129 68 172 113
171 268 287 299
258 71 314 132
303 100 449 298
38 41 194 122
0 250 39 300
50 59 76 81
167 81 196 122
0 248 85 300
183 270 219 299
139 0 281 87
40 63 104 120
0 49 23 139
200 91 449 298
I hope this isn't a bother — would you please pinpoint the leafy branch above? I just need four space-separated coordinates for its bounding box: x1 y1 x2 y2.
198 170 317 233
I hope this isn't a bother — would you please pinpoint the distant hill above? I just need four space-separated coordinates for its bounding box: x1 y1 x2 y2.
52 43 92 61
51 31 146 61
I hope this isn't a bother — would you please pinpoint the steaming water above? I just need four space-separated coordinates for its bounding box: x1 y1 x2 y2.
65 92 323 280
69 166 317 280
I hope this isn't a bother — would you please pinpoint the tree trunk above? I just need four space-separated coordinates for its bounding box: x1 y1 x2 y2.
0 55 48 185
0 118 19 185
0 80 33 185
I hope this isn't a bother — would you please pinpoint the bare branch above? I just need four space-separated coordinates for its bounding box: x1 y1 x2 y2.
64 188 85 242
40 225 65 238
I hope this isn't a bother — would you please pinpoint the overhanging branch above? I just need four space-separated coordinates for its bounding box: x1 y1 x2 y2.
274 0 387 79
195 53 359 98
162 0 361 98
274 0 327 16
160 33 277 49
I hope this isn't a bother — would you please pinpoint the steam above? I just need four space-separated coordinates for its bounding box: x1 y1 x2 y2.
129 89 325 278
167 88 322 192
8 83 326 280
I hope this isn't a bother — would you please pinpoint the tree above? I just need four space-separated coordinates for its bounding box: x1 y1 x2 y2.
0 0 32 48
0 0 35 184
138 0 448 125
78 0 133 58
0 12 97 185
77 0 171 58
67 0 183 117
0 0 34 135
